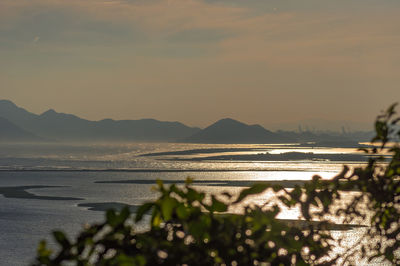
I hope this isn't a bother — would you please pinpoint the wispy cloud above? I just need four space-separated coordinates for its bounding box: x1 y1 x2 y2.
0 0 399 128
2 0 399 60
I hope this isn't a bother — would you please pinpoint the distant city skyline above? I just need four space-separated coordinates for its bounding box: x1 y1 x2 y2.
1 0 399 131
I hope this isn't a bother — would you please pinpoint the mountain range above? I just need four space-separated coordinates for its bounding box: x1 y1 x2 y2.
0 100 199 142
0 100 371 144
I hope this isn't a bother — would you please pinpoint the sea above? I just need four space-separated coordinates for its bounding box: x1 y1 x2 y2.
0 142 382 265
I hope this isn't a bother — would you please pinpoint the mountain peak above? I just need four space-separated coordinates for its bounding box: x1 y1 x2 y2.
40 109 57 116
215 118 243 124
39 109 84 122
207 118 260 131
185 118 281 144
218 118 237 122
213 117 246 125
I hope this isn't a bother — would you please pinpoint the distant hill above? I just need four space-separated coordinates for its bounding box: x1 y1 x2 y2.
0 99 371 144
183 118 292 144
183 118 369 145
0 116 41 142
0 100 200 142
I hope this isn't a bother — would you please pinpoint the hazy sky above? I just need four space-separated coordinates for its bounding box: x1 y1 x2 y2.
1 0 399 130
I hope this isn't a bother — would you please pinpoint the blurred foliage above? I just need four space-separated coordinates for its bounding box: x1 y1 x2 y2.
33 104 399 265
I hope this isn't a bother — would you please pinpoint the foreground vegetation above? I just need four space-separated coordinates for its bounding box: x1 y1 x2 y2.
34 104 400 265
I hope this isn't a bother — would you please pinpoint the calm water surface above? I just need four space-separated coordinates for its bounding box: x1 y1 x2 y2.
0 143 373 265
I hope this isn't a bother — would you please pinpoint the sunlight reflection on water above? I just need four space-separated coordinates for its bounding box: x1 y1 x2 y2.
0 142 368 173
0 142 384 265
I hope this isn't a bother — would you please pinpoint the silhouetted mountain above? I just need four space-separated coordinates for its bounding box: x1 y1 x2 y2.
0 100 200 142
0 100 371 144
184 118 292 144
0 116 41 141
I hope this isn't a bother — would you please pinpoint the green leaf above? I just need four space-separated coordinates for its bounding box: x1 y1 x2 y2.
156 179 164 191
161 196 178 221
176 203 189 219
106 209 118 227
234 183 270 203
210 196 228 212
189 216 211 239
185 177 194 185
278 195 291 206
53 231 70 248
120 206 131 221
301 202 311 220
272 185 284 192
115 254 146 266
152 211 162 228
290 185 302 201
170 184 185 198
37 240 52 258
187 187 205 202
135 202 154 222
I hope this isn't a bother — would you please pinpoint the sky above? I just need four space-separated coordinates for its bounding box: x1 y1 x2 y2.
1 0 399 131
